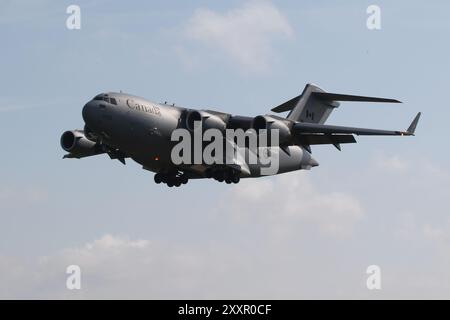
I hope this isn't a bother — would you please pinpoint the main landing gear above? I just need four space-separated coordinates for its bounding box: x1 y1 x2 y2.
204 167 240 184
154 172 188 187
154 167 241 187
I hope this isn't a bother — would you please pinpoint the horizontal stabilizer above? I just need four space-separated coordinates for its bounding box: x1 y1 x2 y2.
271 84 402 126
271 96 302 113
312 92 402 104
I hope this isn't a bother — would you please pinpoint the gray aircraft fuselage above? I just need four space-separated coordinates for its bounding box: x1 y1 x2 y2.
79 92 315 179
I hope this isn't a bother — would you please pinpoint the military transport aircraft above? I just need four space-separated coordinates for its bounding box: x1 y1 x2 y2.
60 83 420 187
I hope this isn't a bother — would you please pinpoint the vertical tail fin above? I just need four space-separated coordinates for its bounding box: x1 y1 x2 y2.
271 84 339 124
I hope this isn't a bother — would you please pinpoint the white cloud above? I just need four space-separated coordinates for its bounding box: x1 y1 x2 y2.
0 232 366 299
184 1 293 73
0 235 167 299
1 156 450 299
422 220 450 243
222 171 364 237
375 153 409 172
83 234 149 250
0 234 280 299
0 169 367 299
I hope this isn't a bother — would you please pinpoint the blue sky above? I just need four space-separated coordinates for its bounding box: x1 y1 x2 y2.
0 0 449 298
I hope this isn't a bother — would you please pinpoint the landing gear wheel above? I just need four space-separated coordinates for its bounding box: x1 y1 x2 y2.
214 171 225 182
156 170 189 187
154 173 163 184
204 168 213 178
224 170 232 181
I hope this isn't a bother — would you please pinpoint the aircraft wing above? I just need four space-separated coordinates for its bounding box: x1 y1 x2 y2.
294 134 356 146
293 112 421 137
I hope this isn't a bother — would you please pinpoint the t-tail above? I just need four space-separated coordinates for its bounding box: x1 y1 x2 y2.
271 83 402 124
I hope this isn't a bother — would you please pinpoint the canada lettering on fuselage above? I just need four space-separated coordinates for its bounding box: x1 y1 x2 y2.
126 98 161 116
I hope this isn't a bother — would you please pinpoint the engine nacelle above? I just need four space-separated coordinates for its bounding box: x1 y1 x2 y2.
185 110 227 132
60 130 100 158
252 115 292 145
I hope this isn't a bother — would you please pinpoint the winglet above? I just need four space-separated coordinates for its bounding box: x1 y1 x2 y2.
406 112 421 135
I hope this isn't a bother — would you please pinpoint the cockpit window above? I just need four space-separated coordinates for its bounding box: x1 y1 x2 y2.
93 94 116 105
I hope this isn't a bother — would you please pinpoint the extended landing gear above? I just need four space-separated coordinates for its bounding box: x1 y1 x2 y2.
205 167 240 184
154 167 241 187
154 172 188 187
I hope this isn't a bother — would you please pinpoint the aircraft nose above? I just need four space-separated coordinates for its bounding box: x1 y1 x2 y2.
82 101 96 125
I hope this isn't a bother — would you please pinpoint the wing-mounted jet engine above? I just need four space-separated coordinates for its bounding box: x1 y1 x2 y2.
185 110 229 132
